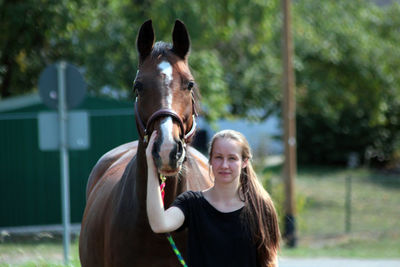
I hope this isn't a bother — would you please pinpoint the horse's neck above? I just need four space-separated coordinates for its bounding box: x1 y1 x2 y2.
132 143 148 209
162 169 188 209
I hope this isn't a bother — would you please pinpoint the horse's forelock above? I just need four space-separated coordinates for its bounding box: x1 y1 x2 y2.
150 42 172 59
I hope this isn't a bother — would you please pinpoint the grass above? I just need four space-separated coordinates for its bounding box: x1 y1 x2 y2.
0 239 80 266
1 165 399 265
265 165 400 258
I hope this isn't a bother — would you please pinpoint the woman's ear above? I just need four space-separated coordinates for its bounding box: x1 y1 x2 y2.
242 158 249 169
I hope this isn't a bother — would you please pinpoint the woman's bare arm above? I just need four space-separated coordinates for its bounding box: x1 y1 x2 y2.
146 131 185 233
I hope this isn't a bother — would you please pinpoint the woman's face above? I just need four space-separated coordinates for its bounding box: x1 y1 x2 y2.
210 138 247 185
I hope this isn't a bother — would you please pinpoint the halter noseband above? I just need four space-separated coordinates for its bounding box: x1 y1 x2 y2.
134 91 198 144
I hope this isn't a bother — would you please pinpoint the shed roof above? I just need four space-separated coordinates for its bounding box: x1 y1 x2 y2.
0 93 134 114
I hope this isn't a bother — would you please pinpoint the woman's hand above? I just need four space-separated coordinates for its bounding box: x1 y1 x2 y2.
146 131 157 172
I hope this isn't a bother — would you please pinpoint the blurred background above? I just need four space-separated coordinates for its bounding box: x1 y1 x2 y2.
0 0 399 265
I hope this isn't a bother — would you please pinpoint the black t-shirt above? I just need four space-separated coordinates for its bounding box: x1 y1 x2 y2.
172 191 260 267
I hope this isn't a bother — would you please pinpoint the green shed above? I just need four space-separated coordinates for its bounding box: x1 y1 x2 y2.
0 93 138 227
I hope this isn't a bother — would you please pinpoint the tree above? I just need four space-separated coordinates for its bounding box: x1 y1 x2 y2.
0 0 74 98
293 0 400 166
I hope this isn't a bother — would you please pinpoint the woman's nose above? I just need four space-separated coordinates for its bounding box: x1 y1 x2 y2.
221 158 228 167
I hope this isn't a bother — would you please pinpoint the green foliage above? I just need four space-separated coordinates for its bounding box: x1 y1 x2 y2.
0 0 283 122
0 0 75 98
190 50 229 122
1 0 400 164
61 0 284 121
293 0 400 166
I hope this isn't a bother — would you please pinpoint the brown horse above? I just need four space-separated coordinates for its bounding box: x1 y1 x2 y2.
79 20 212 267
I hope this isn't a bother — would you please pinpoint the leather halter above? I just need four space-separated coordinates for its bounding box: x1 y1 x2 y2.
134 91 198 144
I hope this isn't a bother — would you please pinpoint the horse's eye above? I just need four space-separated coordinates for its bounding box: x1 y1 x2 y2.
187 81 195 91
133 81 144 94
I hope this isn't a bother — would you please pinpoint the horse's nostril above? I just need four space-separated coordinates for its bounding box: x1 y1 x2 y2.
176 141 183 159
169 140 184 168
152 141 162 168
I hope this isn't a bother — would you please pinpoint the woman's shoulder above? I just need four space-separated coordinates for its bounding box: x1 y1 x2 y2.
172 190 205 214
177 190 203 201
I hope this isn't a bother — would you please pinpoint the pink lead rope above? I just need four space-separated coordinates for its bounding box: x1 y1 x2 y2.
160 179 166 203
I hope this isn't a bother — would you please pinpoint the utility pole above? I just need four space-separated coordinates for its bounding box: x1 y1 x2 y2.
282 0 297 247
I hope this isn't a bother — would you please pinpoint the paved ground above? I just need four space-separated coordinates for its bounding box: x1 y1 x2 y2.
279 258 400 267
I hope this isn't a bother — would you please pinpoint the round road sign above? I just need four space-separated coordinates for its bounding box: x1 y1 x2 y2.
38 62 86 109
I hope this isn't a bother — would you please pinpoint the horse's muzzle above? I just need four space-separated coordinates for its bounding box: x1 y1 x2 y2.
152 138 185 176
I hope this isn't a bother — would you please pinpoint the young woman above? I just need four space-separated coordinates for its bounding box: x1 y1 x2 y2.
146 129 280 267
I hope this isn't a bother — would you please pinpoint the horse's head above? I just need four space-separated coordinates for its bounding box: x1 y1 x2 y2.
134 20 199 176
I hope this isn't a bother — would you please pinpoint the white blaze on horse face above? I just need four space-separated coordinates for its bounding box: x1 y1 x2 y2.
160 117 174 143
158 61 173 109
159 117 176 163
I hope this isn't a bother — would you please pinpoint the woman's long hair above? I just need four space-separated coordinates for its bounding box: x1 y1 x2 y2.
209 130 280 267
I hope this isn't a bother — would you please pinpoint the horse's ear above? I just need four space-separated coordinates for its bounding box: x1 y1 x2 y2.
137 19 155 63
172 20 190 60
